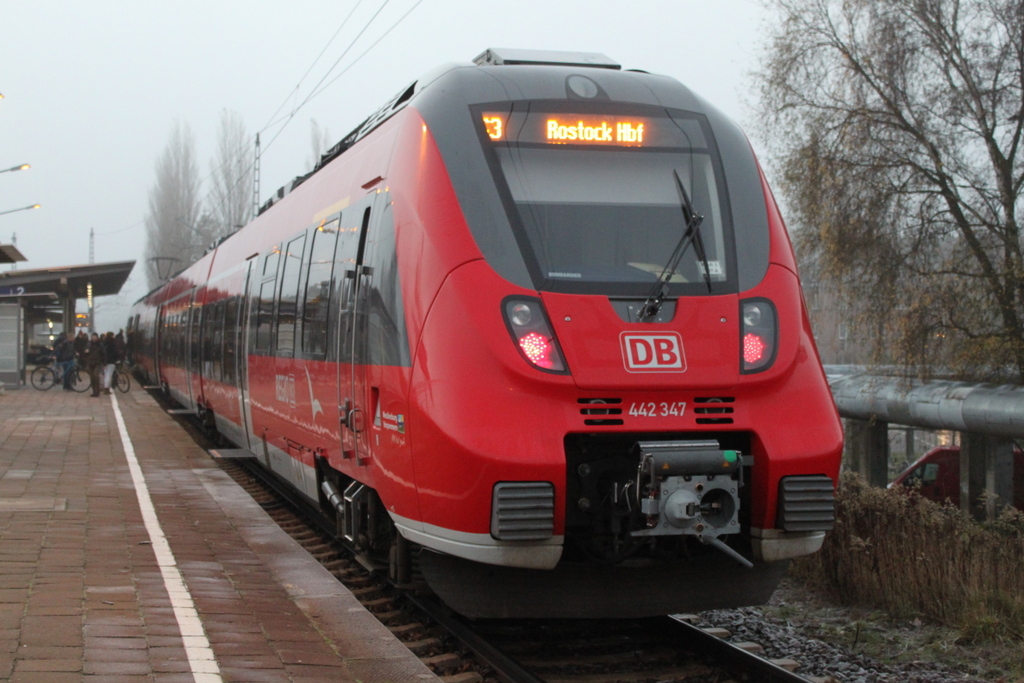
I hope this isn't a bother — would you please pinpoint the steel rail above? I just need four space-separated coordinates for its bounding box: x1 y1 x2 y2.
402 593 546 683
662 615 812 683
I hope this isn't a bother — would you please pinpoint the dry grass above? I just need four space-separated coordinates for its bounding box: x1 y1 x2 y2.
792 472 1024 645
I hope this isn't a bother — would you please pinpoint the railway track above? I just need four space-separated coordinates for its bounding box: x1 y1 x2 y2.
157 394 829 683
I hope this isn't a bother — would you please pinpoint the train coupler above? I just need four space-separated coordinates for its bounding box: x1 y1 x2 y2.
630 440 750 567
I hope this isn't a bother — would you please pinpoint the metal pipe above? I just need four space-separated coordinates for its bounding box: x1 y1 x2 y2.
828 373 1024 439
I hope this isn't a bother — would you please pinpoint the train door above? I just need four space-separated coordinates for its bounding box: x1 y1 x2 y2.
184 290 200 411
339 194 384 466
155 305 167 385
237 258 257 451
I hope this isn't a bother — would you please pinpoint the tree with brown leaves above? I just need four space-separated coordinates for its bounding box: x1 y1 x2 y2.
760 0 1024 380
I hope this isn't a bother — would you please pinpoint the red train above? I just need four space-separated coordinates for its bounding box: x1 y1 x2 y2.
129 48 842 618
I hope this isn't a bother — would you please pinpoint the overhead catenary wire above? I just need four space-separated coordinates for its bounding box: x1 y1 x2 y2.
258 0 369 136
257 0 397 156
303 0 425 107
199 0 425 221
187 1 377 222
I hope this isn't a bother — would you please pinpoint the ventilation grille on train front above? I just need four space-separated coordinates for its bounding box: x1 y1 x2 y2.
777 475 836 532
694 397 735 424
491 482 555 541
578 398 624 426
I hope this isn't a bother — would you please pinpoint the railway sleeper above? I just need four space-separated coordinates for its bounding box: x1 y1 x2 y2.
439 673 483 683
361 596 397 611
420 652 463 671
520 647 681 670
374 609 405 625
404 636 443 655
389 622 426 638
350 585 386 600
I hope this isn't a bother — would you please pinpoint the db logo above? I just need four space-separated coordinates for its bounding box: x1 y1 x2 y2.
620 332 687 372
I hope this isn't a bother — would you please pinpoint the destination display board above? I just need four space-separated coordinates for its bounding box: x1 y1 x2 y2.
482 112 657 147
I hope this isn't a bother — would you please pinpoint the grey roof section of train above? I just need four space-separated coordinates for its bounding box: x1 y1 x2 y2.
411 59 772 293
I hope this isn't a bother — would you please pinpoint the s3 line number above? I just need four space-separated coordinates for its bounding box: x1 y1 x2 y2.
628 401 687 418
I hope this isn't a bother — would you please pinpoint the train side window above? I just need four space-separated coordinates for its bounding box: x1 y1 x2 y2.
190 300 203 368
922 462 939 485
275 235 306 357
223 297 238 384
201 303 216 378
211 301 225 381
166 313 175 364
263 250 280 278
302 219 339 358
256 281 276 353
172 313 180 365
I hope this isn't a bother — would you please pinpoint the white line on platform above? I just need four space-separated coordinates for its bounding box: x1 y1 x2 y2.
110 393 223 683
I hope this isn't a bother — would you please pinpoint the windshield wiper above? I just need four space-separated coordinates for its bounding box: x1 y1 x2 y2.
638 169 713 322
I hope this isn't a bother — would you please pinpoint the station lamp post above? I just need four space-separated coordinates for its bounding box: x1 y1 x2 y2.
0 164 30 175
0 204 41 217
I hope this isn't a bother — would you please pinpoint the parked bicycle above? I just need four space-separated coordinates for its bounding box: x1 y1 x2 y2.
113 361 131 393
30 358 90 392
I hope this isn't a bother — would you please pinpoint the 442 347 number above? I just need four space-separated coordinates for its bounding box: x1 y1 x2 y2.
628 401 687 418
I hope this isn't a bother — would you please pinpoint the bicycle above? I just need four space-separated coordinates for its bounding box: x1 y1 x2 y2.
30 358 90 393
113 361 131 393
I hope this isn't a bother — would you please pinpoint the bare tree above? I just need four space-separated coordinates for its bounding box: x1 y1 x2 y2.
208 109 253 241
143 121 205 290
759 0 1024 380
308 118 331 170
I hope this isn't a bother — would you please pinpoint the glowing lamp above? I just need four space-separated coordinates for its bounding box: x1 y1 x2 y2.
518 332 554 369
502 297 568 373
740 299 777 374
743 333 766 365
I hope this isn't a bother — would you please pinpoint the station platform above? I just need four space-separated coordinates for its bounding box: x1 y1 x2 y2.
0 385 439 682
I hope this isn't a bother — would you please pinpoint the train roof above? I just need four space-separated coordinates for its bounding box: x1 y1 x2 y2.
259 48 713 217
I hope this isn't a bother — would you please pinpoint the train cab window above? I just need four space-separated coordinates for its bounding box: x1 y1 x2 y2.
477 104 735 297
276 235 306 357
302 219 339 358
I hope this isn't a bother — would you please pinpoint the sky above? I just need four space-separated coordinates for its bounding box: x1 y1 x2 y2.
0 0 772 331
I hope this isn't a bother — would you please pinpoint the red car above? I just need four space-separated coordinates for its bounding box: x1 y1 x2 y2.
892 446 1024 508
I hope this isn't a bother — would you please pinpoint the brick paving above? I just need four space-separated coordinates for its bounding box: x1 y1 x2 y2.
0 385 438 682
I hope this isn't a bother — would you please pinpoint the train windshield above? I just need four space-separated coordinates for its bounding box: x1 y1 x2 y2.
477 104 735 295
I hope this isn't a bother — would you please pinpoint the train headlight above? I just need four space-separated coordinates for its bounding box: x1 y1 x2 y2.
740 298 777 374
510 303 533 326
502 297 569 374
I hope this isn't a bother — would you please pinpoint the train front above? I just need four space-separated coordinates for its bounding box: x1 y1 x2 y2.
395 53 843 618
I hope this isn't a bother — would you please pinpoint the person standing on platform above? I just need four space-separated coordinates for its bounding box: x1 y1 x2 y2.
101 332 118 395
86 332 104 397
74 330 88 365
53 332 76 391
115 330 126 367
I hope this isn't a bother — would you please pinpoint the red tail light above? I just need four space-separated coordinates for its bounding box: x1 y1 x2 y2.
518 332 555 368
502 297 568 374
740 299 777 374
743 333 766 365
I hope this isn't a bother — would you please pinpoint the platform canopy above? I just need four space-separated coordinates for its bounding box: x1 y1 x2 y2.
0 260 133 296
0 260 135 326
0 244 27 264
